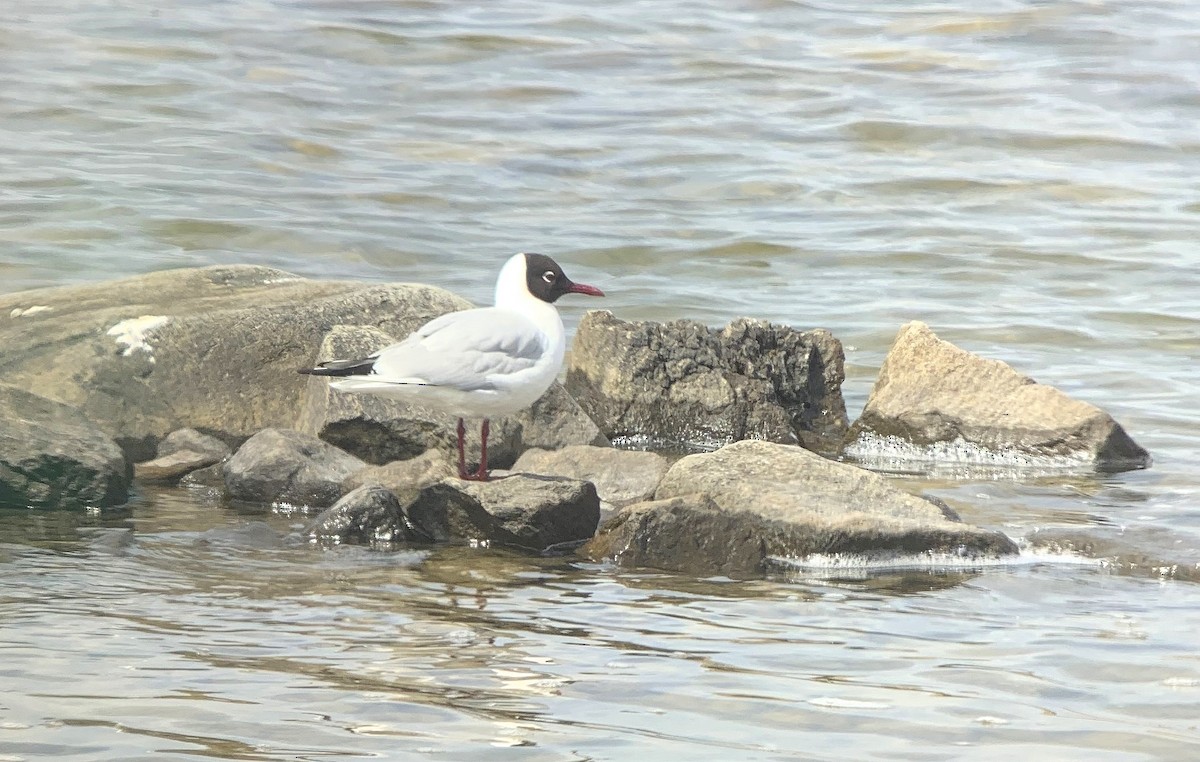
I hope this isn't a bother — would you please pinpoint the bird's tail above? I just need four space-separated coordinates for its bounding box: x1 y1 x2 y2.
298 356 377 377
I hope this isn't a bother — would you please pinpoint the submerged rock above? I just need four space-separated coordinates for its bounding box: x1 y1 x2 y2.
565 311 848 453
511 445 669 513
223 428 365 508
584 440 1017 577
135 427 232 483
404 474 601 552
0 265 468 461
308 484 417 546
844 322 1150 473
0 385 131 509
298 324 607 468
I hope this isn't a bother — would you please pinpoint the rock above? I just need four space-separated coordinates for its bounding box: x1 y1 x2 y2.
135 450 222 483
565 310 848 453
511 445 669 512
583 495 769 577
135 427 233 483
307 484 418 545
0 385 131 509
0 265 469 461
585 440 1017 576
844 322 1150 472
157 428 231 460
404 474 601 551
342 449 457 505
179 462 227 489
298 324 607 468
223 428 365 508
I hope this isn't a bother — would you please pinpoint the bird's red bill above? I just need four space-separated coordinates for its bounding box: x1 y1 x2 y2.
566 282 605 297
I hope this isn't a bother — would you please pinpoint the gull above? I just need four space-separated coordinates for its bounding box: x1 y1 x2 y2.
300 253 604 480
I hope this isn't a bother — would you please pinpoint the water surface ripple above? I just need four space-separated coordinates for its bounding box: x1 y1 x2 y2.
2 0 1200 757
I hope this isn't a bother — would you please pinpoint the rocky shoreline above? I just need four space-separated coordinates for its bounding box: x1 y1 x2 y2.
0 265 1150 577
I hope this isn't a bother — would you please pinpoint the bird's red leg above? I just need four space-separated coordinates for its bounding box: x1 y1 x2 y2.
456 417 470 480
473 418 490 481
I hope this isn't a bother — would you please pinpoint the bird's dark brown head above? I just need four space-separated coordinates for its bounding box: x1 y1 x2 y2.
523 253 605 303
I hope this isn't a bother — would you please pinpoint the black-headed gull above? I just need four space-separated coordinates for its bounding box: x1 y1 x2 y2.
300 253 604 481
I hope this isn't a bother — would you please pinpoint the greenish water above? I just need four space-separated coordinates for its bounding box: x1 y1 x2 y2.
2 0 1199 758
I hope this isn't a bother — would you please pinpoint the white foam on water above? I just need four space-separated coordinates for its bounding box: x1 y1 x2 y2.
106 315 170 359
807 697 890 710
844 432 1094 478
770 545 1100 577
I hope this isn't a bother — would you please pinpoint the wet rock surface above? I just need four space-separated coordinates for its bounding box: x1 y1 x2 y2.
308 484 418 546
404 474 601 552
565 311 848 453
511 445 669 513
586 440 1017 576
0 385 132 509
299 325 607 469
844 321 1150 473
223 428 365 508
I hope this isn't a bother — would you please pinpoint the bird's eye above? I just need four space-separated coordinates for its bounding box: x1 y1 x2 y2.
541 270 556 283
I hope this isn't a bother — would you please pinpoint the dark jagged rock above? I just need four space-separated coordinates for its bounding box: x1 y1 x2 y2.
307 484 418 545
298 324 607 468
223 428 365 508
511 445 669 513
844 321 1150 473
404 474 600 552
584 440 1017 577
0 385 131 509
565 310 847 453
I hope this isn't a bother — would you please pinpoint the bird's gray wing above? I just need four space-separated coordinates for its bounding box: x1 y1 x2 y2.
369 308 546 390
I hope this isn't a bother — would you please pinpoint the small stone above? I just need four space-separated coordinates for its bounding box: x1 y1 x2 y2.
157 428 231 461
343 449 456 505
223 428 365 508
511 445 669 512
308 484 418 545
135 449 223 483
404 474 601 552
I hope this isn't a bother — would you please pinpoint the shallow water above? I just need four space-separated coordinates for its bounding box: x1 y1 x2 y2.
2 0 1199 758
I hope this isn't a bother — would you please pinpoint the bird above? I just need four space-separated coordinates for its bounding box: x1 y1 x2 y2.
299 253 604 481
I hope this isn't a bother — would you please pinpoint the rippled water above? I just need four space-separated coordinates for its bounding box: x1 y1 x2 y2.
2 0 1199 758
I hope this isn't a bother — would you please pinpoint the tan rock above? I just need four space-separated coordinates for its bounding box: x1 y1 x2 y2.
844 321 1149 472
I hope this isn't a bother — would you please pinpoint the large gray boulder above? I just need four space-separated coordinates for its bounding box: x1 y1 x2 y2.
223 428 365 508
844 322 1150 473
565 311 848 453
511 445 669 513
404 475 601 551
298 325 606 468
0 265 468 460
0 385 131 509
584 440 1017 576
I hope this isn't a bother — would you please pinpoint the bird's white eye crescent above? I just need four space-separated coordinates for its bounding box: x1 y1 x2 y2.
542 270 555 283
